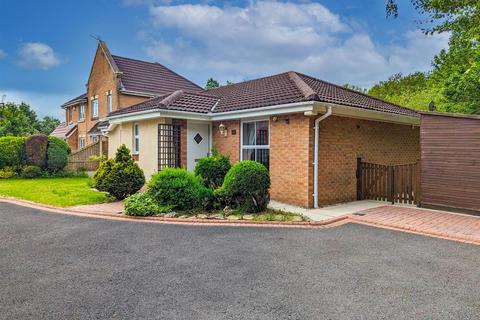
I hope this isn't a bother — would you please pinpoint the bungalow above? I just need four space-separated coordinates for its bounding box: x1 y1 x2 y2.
54 41 420 209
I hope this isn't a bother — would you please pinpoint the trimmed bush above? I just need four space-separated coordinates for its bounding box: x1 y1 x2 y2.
46 136 71 172
93 159 114 191
220 160 270 213
25 134 48 168
148 168 213 211
194 153 231 189
0 136 26 167
124 192 173 216
21 165 43 178
93 145 145 200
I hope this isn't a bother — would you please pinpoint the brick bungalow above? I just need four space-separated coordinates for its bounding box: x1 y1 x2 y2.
54 41 420 208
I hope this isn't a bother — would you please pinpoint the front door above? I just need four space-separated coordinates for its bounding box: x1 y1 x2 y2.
187 121 210 171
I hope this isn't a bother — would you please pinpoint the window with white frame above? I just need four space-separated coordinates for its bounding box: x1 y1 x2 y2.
91 97 99 119
79 137 86 149
241 120 269 168
79 104 85 120
107 91 112 113
133 123 140 154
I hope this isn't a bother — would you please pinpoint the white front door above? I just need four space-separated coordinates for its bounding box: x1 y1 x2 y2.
187 121 210 171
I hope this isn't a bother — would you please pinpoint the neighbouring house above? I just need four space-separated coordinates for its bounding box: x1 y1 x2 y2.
53 40 420 208
51 40 201 149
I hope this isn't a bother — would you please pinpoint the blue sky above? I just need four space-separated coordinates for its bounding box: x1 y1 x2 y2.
0 0 449 119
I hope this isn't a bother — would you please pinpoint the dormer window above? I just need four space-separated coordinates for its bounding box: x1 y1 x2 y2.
91 96 99 119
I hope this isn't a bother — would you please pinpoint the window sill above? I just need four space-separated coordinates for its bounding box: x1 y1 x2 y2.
78 119 85 123
91 117 99 121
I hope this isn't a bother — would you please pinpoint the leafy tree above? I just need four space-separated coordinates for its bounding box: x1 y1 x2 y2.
0 102 61 136
36 116 61 135
205 78 220 89
0 102 37 136
343 84 368 94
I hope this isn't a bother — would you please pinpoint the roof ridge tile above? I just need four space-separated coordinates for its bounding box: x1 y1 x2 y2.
288 71 319 101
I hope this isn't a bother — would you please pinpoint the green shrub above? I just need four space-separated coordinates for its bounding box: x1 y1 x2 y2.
25 134 48 168
220 160 270 213
194 153 231 189
0 136 26 167
148 167 213 211
93 159 114 191
92 145 145 200
0 168 15 179
46 136 71 172
21 165 43 179
124 192 173 216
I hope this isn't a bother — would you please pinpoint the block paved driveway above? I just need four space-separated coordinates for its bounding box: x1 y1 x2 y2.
352 206 480 244
1 203 480 320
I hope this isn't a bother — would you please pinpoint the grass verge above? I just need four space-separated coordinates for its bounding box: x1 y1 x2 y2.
0 177 111 207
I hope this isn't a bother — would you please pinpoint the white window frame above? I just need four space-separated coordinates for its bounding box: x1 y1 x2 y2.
107 91 112 113
132 123 140 154
79 137 86 149
79 104 85 120
91 97 99 119
240 119 270 166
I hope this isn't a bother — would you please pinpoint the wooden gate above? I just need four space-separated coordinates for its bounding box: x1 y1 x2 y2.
356 158 421 205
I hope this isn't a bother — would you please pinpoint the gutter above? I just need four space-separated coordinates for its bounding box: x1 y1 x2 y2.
313 106 332 209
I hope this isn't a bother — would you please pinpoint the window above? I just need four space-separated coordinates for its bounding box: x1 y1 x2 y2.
91 97 98 119
79 137 86 149
241 120 269 168
133 123 140 154
92 136 99 143
68 108 73 123
79 104 85 120
107 91 112 113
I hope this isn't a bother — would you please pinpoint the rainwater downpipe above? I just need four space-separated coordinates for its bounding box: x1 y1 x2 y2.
313 106 332 209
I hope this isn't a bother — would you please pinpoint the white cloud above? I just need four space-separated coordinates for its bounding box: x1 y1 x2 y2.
0 49 6 58
143 1 449 88
17 42 61 70
0 89 69 119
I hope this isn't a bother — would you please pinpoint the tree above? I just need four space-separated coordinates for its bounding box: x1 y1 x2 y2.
382 0 480 114
205 78 220 89
343 84 367 94
0 102 61 136
36 116 61 135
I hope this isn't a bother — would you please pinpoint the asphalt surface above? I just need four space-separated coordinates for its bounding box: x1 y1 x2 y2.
1 203 480 320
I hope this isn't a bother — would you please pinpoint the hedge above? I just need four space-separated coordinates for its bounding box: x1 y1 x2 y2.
0 136 26 167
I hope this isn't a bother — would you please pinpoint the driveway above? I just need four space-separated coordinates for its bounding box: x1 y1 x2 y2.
1 203 480 319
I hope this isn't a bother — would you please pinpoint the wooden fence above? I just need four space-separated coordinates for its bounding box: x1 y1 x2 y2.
356 158 421 205
66 139 108 171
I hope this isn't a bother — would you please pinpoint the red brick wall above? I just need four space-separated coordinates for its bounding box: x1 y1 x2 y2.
317 116 420 206
270 114 314 207
212 120 240 163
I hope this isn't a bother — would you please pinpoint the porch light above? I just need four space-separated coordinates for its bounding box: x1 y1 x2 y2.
219 123 227 136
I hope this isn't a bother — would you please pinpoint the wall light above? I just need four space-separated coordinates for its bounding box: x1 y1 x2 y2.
219 123 227 136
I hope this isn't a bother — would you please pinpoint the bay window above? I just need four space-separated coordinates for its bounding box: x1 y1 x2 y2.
241 120 269 168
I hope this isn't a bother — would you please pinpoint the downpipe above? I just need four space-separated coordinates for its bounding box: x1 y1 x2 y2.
313 106 332 208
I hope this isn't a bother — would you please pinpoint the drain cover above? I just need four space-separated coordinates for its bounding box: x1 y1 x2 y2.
194 133 203 144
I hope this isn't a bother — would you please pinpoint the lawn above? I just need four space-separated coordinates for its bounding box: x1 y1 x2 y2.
0 177 111 207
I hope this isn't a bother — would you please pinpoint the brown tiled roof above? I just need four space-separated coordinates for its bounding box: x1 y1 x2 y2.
204 71 418 117
112 55 202 95
50 122 77 139
61 93 87 108
108 71 418 118
108 90 219 117
87 120 110 135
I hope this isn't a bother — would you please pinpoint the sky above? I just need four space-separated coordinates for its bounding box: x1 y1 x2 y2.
0 0 449 119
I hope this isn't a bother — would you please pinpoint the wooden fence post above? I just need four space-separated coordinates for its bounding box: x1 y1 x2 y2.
356 157 362 200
